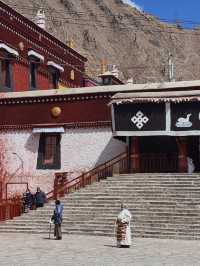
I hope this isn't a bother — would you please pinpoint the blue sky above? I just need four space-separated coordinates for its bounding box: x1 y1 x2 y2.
123 0 200 28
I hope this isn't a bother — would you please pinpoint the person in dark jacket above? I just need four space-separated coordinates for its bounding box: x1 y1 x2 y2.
51 200 64 240
22 188 34 213
35 187 46 208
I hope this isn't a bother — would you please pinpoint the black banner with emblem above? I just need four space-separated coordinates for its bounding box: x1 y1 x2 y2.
171 102 200 131
114 103 166 131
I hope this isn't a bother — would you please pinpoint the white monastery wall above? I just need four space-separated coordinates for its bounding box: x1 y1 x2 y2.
0 128 126 195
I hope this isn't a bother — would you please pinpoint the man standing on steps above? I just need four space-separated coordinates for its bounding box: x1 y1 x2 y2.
51 200 64 240
115 203 132 248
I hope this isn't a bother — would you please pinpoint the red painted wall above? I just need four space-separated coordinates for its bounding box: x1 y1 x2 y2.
37 70 49 90
13 62 29 92
0 98 111 126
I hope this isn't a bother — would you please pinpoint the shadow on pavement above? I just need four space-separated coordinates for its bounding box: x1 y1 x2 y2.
104 245 117 248
42 237 56 240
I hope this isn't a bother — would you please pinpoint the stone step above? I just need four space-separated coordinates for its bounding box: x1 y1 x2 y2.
60 196 200 201
100 182 200 186
2 223 200 233
11 215 200 222
4 221 200 229
106 181 200 184
71 186 200 191
46 200 200 206
5 209 200 218
43 203 200 209
1 226 200 238
60 198 200 203
5 214 200 222
64 192 200 197
17 212 200 219
2 218 200 226
23 206 200 212
0 229 198 240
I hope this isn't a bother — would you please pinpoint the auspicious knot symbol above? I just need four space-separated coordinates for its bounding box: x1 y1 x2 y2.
131 111 149 129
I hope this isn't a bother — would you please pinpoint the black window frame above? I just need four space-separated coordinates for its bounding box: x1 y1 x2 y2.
37 133 61 170
0 56 13 92
48 67 60 89
29 61 37 90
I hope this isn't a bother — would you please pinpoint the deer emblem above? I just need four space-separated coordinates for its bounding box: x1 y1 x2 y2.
176 113 192 128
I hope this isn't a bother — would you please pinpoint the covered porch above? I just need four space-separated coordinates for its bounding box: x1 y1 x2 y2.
128 136 199 173
110 89 200 173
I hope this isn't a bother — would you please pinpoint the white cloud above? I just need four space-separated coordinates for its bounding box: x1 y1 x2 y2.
122 0 143 12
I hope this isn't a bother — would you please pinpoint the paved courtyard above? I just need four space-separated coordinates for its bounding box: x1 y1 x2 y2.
0 234 200 266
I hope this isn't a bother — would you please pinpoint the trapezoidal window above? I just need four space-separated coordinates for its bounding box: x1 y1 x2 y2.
37 133 61 169
49 67 60 89
0 59 12 92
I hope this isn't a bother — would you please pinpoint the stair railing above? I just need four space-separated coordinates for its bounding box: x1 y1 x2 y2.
0 182 28 222
0 182 2 201
0 198 22 222
46 151 129 200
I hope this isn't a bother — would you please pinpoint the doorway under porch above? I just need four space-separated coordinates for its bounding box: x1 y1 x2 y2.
129 136 200 173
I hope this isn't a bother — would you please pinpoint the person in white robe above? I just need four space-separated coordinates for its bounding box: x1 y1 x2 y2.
115 203 132 248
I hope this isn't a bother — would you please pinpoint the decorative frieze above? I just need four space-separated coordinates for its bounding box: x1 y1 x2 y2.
0 121 111 130
0 93 112 105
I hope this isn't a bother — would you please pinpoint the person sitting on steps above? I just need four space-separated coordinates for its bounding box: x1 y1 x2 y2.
35 187 47 208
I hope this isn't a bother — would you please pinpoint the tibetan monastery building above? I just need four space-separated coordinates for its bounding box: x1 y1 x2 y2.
1 80 200 196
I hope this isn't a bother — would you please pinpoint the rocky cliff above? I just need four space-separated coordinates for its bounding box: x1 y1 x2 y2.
4 0 200 83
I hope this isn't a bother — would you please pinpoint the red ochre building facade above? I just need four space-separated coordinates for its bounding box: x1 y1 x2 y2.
2 1 196 199
0 1 127 198
0 1 87 92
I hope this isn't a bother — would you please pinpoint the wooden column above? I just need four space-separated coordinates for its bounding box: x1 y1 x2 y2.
130 137 140 173
126 136 131 173
176 137 188 173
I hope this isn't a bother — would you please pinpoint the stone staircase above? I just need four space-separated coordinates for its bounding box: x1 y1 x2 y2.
1 173 200 240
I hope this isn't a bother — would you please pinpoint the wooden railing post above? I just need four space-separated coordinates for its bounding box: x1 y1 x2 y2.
53 175 59 200
0 182 2 201
81 174 85 188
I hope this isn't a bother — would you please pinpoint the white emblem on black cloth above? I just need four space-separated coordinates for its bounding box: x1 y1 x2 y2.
175 114 192 128
131 111 149 129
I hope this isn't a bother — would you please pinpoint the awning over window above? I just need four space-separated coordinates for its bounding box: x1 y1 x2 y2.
33 127 65 133
0 43 19 57
47 61 64 72
28 50 44 62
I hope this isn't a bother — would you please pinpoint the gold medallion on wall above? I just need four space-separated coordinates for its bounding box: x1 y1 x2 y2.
51 106 62 118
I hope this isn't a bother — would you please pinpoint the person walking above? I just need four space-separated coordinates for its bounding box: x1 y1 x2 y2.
115 203 132 248
35 187 46 208
51 200 64 240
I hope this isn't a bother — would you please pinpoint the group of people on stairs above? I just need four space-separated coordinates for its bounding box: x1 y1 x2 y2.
22 187 47 213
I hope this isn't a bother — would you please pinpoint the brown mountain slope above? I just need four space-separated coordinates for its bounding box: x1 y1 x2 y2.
3 0 200 83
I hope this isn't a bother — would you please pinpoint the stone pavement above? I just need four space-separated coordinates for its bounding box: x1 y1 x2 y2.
0 234 200 266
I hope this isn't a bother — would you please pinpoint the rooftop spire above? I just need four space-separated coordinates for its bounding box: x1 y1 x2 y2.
36 9 46 30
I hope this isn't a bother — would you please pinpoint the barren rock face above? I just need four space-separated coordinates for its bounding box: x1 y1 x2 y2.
4 0 200 83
